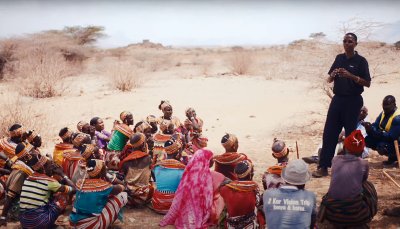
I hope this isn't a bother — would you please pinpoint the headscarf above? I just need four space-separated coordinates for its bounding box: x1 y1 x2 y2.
72 132 89 148
160 149 214 228
81 144 95 160
271 138 288 159
221 133 238 150
130 133 146 148
159 100 171 111
120 111 132 122
77 121 88 132
26 130 39 143
32 154 48 171
10 124 23 137
344 130 365 154
234 160 253 179
135 121 151 133
87 159 105 178
15 142 33 159
164 139 181 155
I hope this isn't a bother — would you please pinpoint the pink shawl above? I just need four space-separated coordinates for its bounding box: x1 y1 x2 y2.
160 149 214 229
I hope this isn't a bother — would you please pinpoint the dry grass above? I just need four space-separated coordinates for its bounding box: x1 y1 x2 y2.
228 50 254 75
0 97 48 143
104 61 142 92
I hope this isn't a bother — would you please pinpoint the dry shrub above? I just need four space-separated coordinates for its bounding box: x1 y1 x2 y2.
0 97 48 143
228 51 254 75
14 44 71 98
105 61 141 92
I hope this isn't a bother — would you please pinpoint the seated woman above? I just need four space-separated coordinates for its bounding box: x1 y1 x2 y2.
151 139 185 214
182 107 208 156
152 120 175 166
160 149 226 228
214 133 248 180
262 138 289 190
19 154 76 229
53 127 75 166
220 160 265 229
106 111 134 170
71 143 102 184
157 100 182 131
62 132 91 179
90 117 111 150
70 159 127 229
0 124 24 167
319 130 378 227
119 133 153 207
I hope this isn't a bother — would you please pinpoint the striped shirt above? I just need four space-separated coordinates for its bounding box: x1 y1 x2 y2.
19 173 61 211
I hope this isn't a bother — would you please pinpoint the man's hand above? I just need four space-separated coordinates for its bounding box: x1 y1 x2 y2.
362 122 372 132
338 68 353 78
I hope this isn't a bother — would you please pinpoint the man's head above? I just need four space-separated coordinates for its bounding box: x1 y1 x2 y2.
234 160 254 181
343 130 365 156
358 106 368 122
281 159 311 188
134 121 152 139
221 133 239 152
343 33 358 53
15 142 33 163
31 154 48 174
382 95 397 115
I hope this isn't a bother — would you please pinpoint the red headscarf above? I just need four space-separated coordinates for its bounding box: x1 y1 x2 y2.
344 130 365 154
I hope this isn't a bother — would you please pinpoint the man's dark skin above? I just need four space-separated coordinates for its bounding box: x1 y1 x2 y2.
362 97 397 134
162 106 173 120
327 34 371 88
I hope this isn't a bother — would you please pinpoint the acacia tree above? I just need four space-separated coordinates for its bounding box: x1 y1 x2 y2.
63 26 106 45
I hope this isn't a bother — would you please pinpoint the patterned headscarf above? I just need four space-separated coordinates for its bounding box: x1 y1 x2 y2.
130 133 146 148
60 128 73 141
72 133 89 148
77 121 88 132
221 133 238 150
120 111 132 122
32 154 48 171
160 100 171 111
135 121 151 133
164 139 182 155
10 125 23 137
81 144 96 160
271 138 288 159
16 142 33 159
235 160 253 179
26 130 39 143
87 159 105 178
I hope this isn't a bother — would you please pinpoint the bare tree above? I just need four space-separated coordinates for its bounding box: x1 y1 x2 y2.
339 17 385 40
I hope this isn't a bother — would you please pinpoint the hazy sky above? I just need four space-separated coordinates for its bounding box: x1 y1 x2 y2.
0 0 399 47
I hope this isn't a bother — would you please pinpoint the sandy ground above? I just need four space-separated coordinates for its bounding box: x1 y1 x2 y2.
0 43 399 228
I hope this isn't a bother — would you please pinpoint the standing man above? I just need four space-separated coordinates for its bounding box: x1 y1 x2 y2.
313 33 371 178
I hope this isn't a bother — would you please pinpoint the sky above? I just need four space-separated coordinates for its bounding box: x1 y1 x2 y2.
0 0 399 47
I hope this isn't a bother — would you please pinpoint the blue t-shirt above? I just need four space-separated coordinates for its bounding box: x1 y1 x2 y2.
263 185 316 229
153 165 184 192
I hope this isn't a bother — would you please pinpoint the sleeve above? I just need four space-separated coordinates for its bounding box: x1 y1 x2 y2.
370 116 400 141
48 180 62 192
359 57 371 81
327 55 339 75
371 113 382 130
